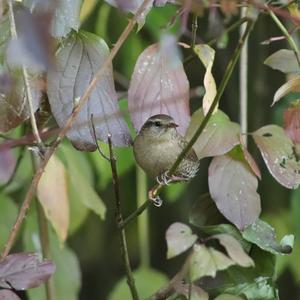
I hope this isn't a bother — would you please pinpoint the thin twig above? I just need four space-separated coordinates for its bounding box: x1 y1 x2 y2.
268 8 300 68
149 19 254 201
118 200 151 229
107 134 140 300
1 0 152 259
191 14 198 49
7 0 43 149
240 6 249 146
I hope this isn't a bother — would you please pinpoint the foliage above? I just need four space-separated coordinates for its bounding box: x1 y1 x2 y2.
0 0 300 299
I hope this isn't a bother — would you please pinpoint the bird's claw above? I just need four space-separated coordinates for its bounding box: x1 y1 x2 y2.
156 171 172 185
148 190 163 207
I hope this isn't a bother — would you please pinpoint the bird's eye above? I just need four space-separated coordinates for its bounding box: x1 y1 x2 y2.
154 121 162 127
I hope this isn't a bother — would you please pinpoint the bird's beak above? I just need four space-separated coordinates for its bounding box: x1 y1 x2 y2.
167 122 179 128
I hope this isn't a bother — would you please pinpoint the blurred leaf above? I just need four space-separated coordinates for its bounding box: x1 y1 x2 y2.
211 234 254 267
291 187 300 238
194 44 217 115
0 66 40 133
47 30 132 151
0 289 21 299
0 194 18 249
166 222 197 259
272 75 300 105
264 49 300 74
37 155 69 243
59 144 106 219
109 267 168 300
165 182 186 202
51 0 82 37
252 125 300 189
186 109 240 159
174 282 209 300
220 0 238 16
7 5 53 72
208 147 261 230
0 148 16 184
128 41 190 135
0 252 55 290
80 0 98 21
24 212 81 300
0 14 10 64
214 295 244 300
189 244 235 281
95 3 111 40
284 102 300 144
242 219 294 255
223 277 279 300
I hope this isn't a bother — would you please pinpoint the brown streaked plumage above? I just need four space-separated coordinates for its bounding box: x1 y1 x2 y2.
133 114 199 182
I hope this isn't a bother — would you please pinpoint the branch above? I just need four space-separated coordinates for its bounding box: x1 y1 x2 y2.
107 135 140 300
1 0 152 259
149 18 255 201
7 0 43 149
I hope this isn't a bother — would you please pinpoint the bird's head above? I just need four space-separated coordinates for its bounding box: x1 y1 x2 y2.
139 114 179 138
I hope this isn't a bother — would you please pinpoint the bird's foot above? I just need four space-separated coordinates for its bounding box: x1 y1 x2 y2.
148 190 163 207
156 171 173 185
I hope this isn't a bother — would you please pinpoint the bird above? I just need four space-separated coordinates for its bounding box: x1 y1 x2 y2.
133 114 200 186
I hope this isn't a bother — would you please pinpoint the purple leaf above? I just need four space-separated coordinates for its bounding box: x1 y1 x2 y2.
208 148 261 230
47 30 132 151
0 252 55 290
252 125 300 189
6 6 53 72
186 109 240 159
0 289 21 300
128 41 190 135
0 149 16 184
166 222 197 259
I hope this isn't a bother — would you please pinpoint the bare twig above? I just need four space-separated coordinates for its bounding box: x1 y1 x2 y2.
240 6 249 146
107 134 139 300
1 0 152 259
7 0 43 149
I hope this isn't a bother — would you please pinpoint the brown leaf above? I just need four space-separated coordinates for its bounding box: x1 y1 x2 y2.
37 155 69 243
128 42 190 135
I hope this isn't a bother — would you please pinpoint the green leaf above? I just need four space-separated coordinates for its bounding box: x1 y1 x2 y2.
59 144 106 220
214 295 244 300
0 14 10 64
242 219 294 255
186 109 240 159
189 244 235 281
108 267 168 300
224 277 279 300
264 49 300 74
0 194 18 249
23 212 81 300
166 222 198 259
165 182 186 202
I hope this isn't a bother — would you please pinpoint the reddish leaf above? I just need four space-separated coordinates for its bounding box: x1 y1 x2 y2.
128 41 190 135
252 125 300 189
0 252 55 290
0 149 16 184
174 282 208 300
186 109 240 159
240 136 261 179
284 103 300 144
208 148 261 229
0 289 21 300
47 30 132 151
